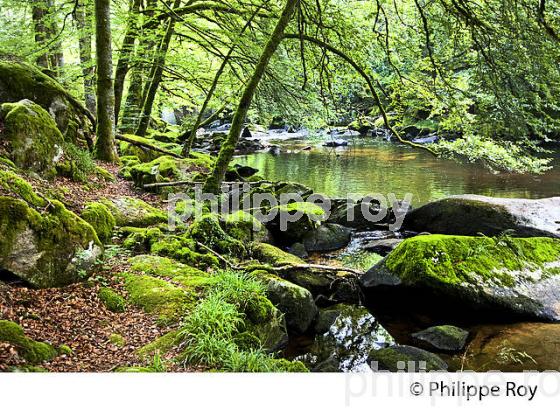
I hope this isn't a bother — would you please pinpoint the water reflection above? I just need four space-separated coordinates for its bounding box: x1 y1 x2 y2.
236 140 560 206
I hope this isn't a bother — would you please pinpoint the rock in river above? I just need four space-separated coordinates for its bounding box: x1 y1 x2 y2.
360 234 560 322
404 195 560 238
369 345 448 372
412 325 469 352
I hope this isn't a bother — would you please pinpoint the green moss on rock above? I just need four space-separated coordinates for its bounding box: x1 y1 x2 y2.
385 235 560 287
222 211 270 243
81 202 116 243
122 273 194 324
0 195 103 288
249 242 304 266
0 320 58 364
137 330 181 358
101 196 167 228
98 287 126 313
0 99 64 179
187 214 246 257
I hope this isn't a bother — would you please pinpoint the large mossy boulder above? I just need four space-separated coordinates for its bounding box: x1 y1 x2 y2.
360 234 560 322
404 195 560 238
81 202 116 243
0 100 64 178
0 172 102 288
0 61 92 143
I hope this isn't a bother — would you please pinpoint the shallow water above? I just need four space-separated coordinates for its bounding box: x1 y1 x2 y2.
236 138 560 206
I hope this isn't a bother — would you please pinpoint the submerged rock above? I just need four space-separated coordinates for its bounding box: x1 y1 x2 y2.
361 234 560 322
412 325 469 352
362 238 403 255
404 195 560 238
302 304 394 372
369 345 448 372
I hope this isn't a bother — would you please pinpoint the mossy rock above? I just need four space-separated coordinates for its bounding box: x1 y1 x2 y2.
81 202 116 243
0 61 92 143
122 273 194 324
368 345 448 372
254 271 318 334
249 242 304 266
221 211 271 243
0 188 103 288
118 134 182 163
412 325 469 352
137 330 181 358
101 196 167 228
404 195 560 238
0 99 64 178
187 214 246 257
0 320 58 364
98 287 126 313
129 254 210 288
267 202 325 243
361 234 560 322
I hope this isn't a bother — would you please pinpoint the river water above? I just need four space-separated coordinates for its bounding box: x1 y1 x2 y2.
236 138 560 206
237 135 560 372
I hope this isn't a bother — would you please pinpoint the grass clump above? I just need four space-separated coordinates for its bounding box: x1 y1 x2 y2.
177 271 305 372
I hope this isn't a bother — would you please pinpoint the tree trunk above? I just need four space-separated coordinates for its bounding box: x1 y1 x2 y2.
74 0 96 114
120 63 144 133
94 0 118 162
204 0 300 192
31 0 53 69
114 0 142 127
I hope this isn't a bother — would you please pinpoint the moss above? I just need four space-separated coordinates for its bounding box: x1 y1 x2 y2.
58 344 73 356
122 273 194 324
0 156 16 168
109 333 126 347
128 154 212 188
81 202 116 243
150 234 219 269
118 134 182 162
385 235 560 287
0 320 58 364
0 169 46 207
187 214 246 257
274 202 325 216
137 330 181 358
56 142 96 182
0 196 102 288
95 165 116 182
101 196 167 228
222 211 269 242
249 242 304 266
129 254 211 289
272 358 309 372
0 100 64 179
98 287 126 313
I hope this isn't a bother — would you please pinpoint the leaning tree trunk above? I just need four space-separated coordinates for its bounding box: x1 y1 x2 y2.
94 0 118 162
74 0 96 114
120 63 144 133
135 0 181 137
204 0 300 192
114 0 142 127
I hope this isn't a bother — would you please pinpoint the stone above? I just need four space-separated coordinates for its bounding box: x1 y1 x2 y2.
369 345 448 372
412 325 469 352
362 238 403 256
404 195 560 238
302 223 352 252
360 234 560 322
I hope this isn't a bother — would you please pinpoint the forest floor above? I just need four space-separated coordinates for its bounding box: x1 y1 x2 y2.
0 163 189 372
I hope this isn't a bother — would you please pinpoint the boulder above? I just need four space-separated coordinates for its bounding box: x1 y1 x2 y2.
0 100 64 178
369 345 448 372
0 172 102 288
256 271 318 334
0 60 92 144
327 199 391 230
362 238 403 256
267 202 325 243
221 211 271 243
361 234 560 322
411 325 469 352
404 195 560 238
302 223 351 252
